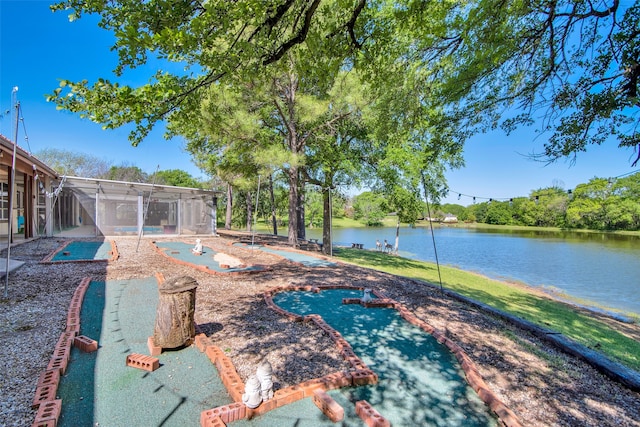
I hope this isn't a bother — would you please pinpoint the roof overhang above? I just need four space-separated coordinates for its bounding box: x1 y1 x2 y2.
58 176 222 200
0 133 59 178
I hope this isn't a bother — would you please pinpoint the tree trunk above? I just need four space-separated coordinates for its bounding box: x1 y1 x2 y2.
297 183 306 240
269 174 277 235
281 71 301 247
287 166 299 247
225 183 233 230
322 188 332 255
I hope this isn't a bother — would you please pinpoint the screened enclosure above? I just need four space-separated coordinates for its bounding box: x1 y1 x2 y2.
50 176 220 237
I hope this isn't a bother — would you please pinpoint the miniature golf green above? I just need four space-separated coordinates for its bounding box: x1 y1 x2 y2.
54 243 497 426
50 241 114 262
233 242 337 268
154 241 264 272
55 279 370 427
56 278 228 427
272 289 498 427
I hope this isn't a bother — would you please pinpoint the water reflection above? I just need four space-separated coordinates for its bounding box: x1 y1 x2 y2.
473 227 640 246
303 226 640 314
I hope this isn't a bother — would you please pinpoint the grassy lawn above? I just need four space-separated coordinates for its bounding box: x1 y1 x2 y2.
334 247 640 371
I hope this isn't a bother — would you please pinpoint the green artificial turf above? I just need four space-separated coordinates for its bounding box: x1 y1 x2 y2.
334 248 640 371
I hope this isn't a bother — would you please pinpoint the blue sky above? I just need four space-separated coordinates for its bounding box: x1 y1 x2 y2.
441 129 637 206
0 1 205 179
1 1 637 202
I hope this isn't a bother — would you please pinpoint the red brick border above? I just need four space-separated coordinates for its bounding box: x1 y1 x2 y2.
264 284 523 427
31 268 522 426
222 234 330 262
355 400 390 427
32 384 57 409
74 335 98 353
147 336 162 356
31 277 94 426
199 413 226 427
199 338 360 425
312 389 344 422
149 240 269 276
32 399 62 426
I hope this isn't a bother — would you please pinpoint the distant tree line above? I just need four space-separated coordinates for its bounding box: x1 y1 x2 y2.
350 173 640 232
437 173 640 231
234 172 640 233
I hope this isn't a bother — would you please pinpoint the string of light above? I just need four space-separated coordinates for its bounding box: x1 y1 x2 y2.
6 95 638 205
447 170 638 204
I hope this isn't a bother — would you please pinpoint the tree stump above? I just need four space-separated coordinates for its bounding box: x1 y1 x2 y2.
152 276 199 349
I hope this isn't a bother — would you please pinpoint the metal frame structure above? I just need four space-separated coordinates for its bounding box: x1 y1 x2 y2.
53 176 220 237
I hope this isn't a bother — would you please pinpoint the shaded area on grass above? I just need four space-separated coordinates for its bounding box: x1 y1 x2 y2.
57 278 229 427
275 288 498 427
334 248 640 372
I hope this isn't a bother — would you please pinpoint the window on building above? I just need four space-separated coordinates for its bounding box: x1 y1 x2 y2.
0 183 8 220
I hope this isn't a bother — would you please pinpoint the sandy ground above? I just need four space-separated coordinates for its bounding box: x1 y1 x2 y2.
1 233 639 427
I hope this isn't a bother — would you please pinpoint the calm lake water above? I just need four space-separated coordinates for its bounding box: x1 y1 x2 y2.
304 226 640 315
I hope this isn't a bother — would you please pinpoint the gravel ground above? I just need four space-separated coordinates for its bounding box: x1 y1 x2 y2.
1 233 639 427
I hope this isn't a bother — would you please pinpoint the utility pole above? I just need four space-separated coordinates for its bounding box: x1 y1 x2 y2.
4 87 19 298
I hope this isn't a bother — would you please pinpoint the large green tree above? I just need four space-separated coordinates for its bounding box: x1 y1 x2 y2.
155 169 202 188
427 0 640 163
102 164 148 182
182 77 271 230
183 57 372 248
45 0 639 246
353 191 387 226
47 0 639 164
302 71 375 252
35 148 111 177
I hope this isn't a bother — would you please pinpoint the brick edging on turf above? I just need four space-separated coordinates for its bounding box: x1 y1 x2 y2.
199 284 384 426
262 284 523 427
226 240 335 267
32 272 532 426
40 240 119 263
31 277 92 426
198 339 374 426
149 240 270 275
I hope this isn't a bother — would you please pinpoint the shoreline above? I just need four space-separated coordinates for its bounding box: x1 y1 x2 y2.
455 264 639 323
238 229 640 320
411 221 640 237
328 226 640 316
338 243 640 323
333 245 640 370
